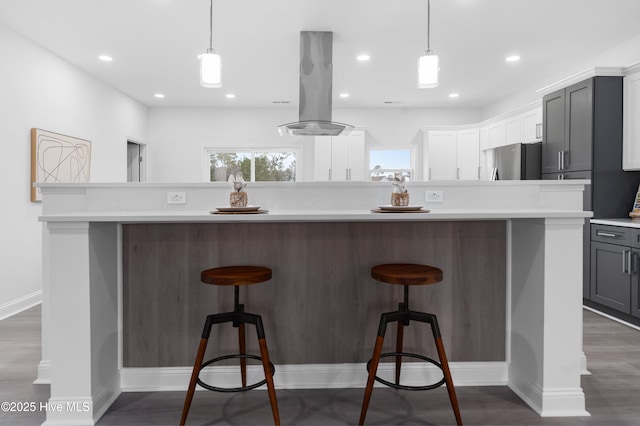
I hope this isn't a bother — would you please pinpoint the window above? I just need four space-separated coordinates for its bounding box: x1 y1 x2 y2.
370 149 412 182
206 149 298 182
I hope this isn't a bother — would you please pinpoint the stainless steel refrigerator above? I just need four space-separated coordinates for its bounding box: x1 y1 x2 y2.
494 142 542 180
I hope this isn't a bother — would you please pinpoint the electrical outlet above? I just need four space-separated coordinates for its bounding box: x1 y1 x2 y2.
167 191 186 204
425 190 444 202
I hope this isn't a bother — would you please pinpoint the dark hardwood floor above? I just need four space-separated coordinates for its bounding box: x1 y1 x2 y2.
1 305 639 425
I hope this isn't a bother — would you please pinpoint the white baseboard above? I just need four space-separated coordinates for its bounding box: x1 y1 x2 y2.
34 360 51 384
0 291 41 321
121 361 507 392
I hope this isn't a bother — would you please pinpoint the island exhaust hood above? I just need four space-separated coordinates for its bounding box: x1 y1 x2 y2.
278 31 353 136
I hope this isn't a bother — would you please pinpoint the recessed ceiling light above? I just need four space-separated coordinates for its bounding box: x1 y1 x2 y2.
356 54 370 62
339 93 350 98
225 93 236 99
98 55 113 62
449 93 459 98
154 93 165 98
505 55 520 62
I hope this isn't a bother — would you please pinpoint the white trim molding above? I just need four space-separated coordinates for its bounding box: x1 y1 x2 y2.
120 361 507 392
535 66 625 96
0 291 41 321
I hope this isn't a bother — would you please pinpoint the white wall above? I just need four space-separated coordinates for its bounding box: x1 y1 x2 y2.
482 32 640 119
147 106 481 182
0 23 148 318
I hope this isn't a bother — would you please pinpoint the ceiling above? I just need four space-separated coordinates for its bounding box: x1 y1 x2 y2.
1 0 640 109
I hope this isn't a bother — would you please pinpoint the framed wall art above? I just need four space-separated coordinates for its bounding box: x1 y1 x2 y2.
30 128 91 202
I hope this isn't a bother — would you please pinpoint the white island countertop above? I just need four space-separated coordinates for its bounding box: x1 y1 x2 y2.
40 208 592 223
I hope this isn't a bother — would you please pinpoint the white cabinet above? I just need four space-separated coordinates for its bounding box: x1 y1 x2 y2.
486 106 542 149
479 126 489 150
623 72 640 170
457 128 481 180
425 130 458 180
314 136 333 181
505 117 521 145
313 130 366 181
424 129 480 180
488 122 506 149
521 108 543 143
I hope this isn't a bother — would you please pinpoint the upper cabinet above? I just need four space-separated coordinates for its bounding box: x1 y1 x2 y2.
521 108 543 143
623 70 640 170
542 79 595 174
423 129 480 181
313 130 366 181
457 128 481 180
485 106 542 150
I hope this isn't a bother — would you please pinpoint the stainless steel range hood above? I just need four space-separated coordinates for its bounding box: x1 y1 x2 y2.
278 31 353 136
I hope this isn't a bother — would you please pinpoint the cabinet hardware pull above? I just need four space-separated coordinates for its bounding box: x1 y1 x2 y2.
478 166 481 179
457 168 460 180
428 168 432 180
623 249 629 274
346 168 349 180
628 250 634 276
329 168 332 181
558 151 562 171
596 231 619 238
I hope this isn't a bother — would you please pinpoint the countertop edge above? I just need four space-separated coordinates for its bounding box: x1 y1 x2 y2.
590 218 640 228
40 209 593 223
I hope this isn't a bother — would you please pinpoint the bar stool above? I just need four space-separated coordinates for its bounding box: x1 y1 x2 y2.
180 266 280 426
359 263 462 426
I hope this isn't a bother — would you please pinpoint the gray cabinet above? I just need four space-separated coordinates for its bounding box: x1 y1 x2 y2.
590 224 640 319
542 78 594 174
542 88 566 174
543 77 640 301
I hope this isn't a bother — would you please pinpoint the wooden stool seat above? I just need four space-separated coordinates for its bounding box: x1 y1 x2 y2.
201 265 272 286
371 263 442 286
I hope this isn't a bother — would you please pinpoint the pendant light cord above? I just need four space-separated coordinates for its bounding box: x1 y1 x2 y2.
209 0 213 51
427 0 431 53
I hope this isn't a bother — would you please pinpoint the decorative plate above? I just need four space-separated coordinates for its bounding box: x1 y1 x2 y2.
215 205 261 212
377 205 424 212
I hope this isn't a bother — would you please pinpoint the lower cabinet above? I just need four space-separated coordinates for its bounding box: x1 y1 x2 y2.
590 224 640 318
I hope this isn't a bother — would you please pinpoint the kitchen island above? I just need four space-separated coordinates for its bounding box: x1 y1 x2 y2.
38 181 590 425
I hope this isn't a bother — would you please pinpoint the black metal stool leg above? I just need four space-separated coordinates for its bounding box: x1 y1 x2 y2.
180 317 212 426
395 320 403 385
233 286 248 388
238 323 247 388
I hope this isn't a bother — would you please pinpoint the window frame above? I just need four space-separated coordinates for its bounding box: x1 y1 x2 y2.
202 147 302 183
369 148 414 182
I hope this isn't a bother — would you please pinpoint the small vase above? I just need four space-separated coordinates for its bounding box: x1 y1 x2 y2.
391 192 409 207
230 191 248 207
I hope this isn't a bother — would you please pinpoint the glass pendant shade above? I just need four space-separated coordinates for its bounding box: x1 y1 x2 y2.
418 53 439 88
199 51 222 88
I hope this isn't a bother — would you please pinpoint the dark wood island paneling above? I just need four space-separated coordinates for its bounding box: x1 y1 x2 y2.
122 221 506 367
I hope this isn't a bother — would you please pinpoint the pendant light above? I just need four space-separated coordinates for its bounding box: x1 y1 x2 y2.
199 0 221 88
418 0 439 88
